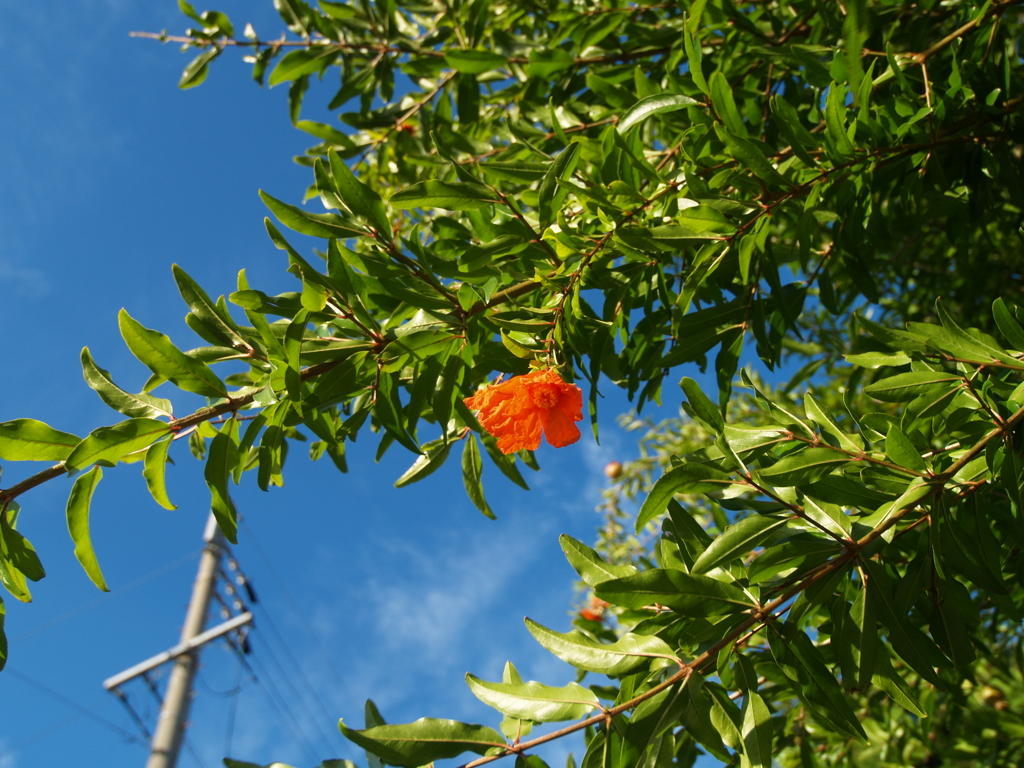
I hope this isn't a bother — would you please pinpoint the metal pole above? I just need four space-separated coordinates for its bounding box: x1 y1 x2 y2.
146 514 224 768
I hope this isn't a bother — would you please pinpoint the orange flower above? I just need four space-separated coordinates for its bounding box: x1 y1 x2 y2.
464 369 583 454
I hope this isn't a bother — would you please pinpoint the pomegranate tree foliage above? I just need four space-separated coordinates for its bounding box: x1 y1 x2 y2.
3 0 1024 765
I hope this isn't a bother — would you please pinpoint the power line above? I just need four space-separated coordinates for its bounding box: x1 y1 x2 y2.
7 667 149 747
245 629 339 757
12 549 200 643
231 646 323 767
240 521 358 707
249 594 349 747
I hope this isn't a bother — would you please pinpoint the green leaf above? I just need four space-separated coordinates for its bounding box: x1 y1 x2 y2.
824 82 856 159
81 348 174 420
261 190 368 239
462 435 495 519
205 419 239 544
759 447 850 487
691 515 788 575
595 569 755 616
871 645 927 716
445 50 508 74
884 425 927 473
617 94 701 134
525 49 574 78
394 441 450 488
390 180 500 210
993 297 1024 350
172 264 248 350
681 377 725 434
844 350 912 368
143 436 177 510
268 46 337 86
118 310 228 399
339 718 506 768
0 515 44 583
328 149 392 236
524 618 677 675
769 95 818 166
863 371 961 402
538 142 580 229
637 464 737 532
709 71 747 138
714 124 793 188
466 674 599 722
803 392 861 452
863 560 946 685
560 534 637 586
0 419 80 462
65 418 172 474
737 665 772 768
65 466 109 591
179 48 220 89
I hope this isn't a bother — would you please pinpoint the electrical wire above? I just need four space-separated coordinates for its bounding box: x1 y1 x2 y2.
243 600 348 755
7 667 149 747
239 521 358 707
0 711 85 759
224 658 243 757
245 628 340 757
232 646 323 766
12 549 201 642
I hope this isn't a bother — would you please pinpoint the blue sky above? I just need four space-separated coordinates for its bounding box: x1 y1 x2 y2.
0 2 715 767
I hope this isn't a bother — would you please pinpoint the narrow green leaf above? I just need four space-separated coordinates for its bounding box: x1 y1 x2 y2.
172 264 248 350
714 125 793 188
993 297 1024 350
560 534 637 586
394 441 450 488
871 645 927 716
769 95 818 166
390 181 500 210
0 419 80 462
595 569 755 616
261 190 369 239
803 393 861 452
118 310 228 399
445 50 508 74
863 371 961 402
759 447 850 487
637 464 736 532
885 425 927 473
863 560 945 685
466 674 599 722
736 663 772 768
328 149 391 236
680 377 725 434
205 420 239 544
179 48 220 89
143 436 177 510
268 46 336 86
538 142 580 229
65 418 172 474
81 348 174 420
524 618 677 675
339 718 506 768
824 82 855 159
462 435 495 519
617 94 700 134
65 466 109 591
691 515 788 574
709 71 747 137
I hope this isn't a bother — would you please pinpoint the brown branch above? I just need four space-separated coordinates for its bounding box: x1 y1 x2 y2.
0 358 347 504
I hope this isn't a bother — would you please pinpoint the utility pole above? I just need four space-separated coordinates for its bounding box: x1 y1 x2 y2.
104 513 253 768
146 513 223 768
